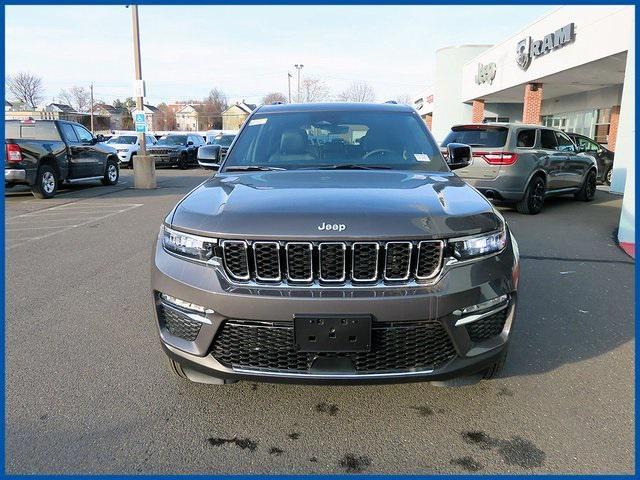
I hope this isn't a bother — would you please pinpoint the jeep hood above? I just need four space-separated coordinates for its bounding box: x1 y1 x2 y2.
170 170 500 239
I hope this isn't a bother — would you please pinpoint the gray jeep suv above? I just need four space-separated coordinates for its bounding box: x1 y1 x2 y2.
151 103 519 385
442 123 598 214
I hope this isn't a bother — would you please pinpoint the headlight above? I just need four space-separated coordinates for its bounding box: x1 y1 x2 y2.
162 225 216 262
452 223 507 260
117 148 129 153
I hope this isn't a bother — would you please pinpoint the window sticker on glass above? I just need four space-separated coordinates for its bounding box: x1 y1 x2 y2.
414 153 430 162
249 118 268 126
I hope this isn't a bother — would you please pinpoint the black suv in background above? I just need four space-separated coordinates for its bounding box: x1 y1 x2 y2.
5 119 119 199
566 132 615 185
147 134 204 169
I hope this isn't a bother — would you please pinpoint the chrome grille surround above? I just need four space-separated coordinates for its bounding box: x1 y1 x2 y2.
383 242 413 281
318 242 347 282
351 242 380 282
415 240 445 280
220 239 445 286
252 241 281 282
221 240 250 281
285 242 314 282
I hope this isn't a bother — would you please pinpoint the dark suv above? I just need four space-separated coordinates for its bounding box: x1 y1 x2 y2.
151 103 519 385
147 134 204 169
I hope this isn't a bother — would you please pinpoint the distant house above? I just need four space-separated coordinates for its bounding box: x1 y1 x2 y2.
175 104 204 131
44 103 77 114
92 103 125 130
222 101 256 131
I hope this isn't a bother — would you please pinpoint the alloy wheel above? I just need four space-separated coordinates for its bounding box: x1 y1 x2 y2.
42 171 56 194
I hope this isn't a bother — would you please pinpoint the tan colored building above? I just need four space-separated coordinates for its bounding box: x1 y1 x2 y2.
175 104 204 131
221 102 256 131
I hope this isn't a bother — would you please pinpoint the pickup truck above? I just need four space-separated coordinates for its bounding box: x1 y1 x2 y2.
5 119 120 199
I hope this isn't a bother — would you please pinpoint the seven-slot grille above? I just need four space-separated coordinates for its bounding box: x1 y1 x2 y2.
221 240 444 284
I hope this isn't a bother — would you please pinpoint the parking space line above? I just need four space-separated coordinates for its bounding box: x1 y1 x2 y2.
6 225 80 231
6 204 143 250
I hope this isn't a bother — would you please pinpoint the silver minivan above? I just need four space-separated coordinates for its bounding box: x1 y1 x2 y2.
441 123 598 214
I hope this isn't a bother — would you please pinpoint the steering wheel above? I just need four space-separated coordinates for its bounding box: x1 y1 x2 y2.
363 148 395 160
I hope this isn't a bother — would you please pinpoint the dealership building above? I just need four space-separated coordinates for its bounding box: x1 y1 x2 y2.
414 5 635 256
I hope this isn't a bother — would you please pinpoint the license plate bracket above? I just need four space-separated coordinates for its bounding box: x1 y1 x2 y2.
294 314 372 352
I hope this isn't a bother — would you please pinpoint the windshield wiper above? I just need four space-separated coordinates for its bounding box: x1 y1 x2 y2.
224 166 286 172
306 164 392 170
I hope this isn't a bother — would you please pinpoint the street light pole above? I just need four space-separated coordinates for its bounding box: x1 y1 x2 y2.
89 82 94 134
294 64 304 102
130 5 155 189
287 72 292 103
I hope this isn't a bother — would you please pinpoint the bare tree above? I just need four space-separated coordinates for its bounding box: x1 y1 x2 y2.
198 88 229 129
395 94 414 106
337 82 376 103
58 86 91 112
6 72 44 109
157 103 177 131
262 92 287 105
301 77 330 103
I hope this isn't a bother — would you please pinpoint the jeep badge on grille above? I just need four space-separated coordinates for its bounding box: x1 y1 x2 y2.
317 222 346 232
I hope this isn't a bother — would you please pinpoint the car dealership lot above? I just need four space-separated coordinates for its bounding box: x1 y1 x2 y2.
5 170 633 474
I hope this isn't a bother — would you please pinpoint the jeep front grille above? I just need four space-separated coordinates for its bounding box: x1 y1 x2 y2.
221 239 444 285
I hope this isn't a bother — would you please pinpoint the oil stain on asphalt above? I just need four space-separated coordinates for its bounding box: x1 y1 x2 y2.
339 453 371 473
409 405 434 417
207 437 258 452
451 456 483 472
315 402 339 416
461 431 546 468
269 447 284 456
288 432 301 440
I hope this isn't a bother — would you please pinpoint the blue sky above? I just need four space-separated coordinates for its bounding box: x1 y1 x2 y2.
6 5 555 106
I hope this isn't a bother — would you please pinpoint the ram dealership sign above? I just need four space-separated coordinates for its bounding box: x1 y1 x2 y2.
516 23 576 71
475 62 497 85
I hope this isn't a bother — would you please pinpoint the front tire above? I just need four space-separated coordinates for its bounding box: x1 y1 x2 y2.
31 164 58 199
516 176 545 215
178 153 189 170
575 169 597 202
102 159 119 186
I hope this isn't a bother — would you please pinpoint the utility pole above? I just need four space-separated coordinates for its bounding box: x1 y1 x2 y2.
89 83 94 134
287 72 292 103
294 64 304 102
130 5 155 189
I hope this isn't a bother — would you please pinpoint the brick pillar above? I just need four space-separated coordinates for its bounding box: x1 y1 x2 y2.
607 105 620 151
424 114 433 130
471 100 485 123
522 83 543 124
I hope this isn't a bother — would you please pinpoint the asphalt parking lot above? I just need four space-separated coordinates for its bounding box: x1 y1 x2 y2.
5 169 634 474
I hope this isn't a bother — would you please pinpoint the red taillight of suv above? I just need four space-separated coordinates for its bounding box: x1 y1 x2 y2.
5 143 23 164
473 151 518 165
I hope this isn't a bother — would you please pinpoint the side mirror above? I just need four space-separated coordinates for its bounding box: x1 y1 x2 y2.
446 143 472 170
95 134 105 143
211 145 221 161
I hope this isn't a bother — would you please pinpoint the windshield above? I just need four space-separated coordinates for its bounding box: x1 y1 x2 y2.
222 111 446 172
442 126 508 148
157 135 187 146
107 135 136 145
213 135 235 147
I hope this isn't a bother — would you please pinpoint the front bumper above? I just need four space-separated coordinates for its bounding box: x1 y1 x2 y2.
150 154 179 165
151 232 519 384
